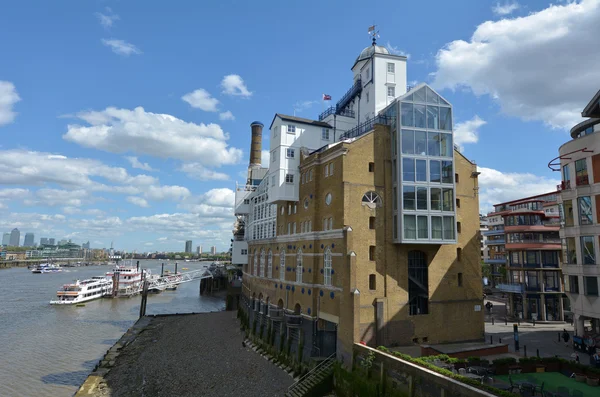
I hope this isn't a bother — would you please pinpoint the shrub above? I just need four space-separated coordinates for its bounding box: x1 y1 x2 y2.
493 357 517 366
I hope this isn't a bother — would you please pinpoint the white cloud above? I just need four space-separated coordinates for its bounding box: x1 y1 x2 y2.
261 150 270 168
200 188 234 207
0 188 29 200
96 8 120 29
101 39 142 56
26 188 89 207
478 166 560 213
182 89 220 112
62 207 105 216
144 185 190 201
0 81 21 126
179 163 229 181
454 116 487 147
157 237 168 241
125 156 155 171
492 2 520 16
63 106 243 165
144 242 154 246
432 0 600 129
221 74 252 97
293 101 318 114
127 196 150 208
219 111 235 121
385 41 410 58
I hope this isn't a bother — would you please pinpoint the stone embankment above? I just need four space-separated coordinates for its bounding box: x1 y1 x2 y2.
75 311 293 397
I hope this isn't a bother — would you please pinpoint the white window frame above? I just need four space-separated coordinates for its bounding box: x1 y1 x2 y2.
324 248 332 286
280 250 286 280
329 163 334 175
322 128 330 140
329 218 333 230
267 250 273 278
287 124 296 134
296 249 303 283
325 165 329 177
286 148 295 158
285 174 294 183
387 86 395 97
387 63 395 73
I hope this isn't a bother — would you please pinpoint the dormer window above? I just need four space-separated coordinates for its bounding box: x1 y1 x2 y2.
287 124 296 134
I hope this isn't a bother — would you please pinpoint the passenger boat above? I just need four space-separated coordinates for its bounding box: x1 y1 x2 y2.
49 276 113 305
31 263 62 274
106 265 148 297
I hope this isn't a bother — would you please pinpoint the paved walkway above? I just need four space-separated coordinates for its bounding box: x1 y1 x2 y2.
76 312 293 397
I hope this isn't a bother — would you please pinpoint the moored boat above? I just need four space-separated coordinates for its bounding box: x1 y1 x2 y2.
50 276 113 305
106 265 148 297
31 263 62 274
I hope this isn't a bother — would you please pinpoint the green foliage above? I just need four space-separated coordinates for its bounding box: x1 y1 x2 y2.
359 351 376 378
493 357 517 366
333 362 407 397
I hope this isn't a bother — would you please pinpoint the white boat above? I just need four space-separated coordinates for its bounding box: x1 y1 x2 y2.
106 265 148 297
31 263 62 274
50 276 113 305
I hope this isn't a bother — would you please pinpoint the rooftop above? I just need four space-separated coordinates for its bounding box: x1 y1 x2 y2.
269 113 332 130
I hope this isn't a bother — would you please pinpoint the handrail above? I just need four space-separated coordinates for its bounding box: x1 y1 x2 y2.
287 353 336 393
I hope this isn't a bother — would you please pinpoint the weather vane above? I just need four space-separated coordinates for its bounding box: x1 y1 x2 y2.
368 25 380 46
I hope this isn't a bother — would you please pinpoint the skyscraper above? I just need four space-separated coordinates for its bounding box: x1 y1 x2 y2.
2 233 10 246
9 228 20 247
82 241 90 249
196 245 202 254
40 237 49 245
210 246 217 255
185 240 192 253
23 233 34 247
48 238 55 245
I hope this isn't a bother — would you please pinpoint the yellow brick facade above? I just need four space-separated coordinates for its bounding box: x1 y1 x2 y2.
242 123 484 362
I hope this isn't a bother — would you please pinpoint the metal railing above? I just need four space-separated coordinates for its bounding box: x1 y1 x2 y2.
285 311 302 326
339 115 395 141
557 180 571 191
287 353 336 394
268 306 283 319
497 283 525 293
335 78 362 114
576 175 589 186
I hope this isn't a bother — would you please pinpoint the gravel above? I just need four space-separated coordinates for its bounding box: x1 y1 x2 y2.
95 312 293 397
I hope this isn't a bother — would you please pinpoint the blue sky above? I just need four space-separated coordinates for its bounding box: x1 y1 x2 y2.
1 0 599 252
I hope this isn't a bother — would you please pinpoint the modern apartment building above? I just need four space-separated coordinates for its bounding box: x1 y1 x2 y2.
235 38 484 364
23 232 34 247
185 240 192 254
554 89 600 337
490 192 565 321
9 228 20 247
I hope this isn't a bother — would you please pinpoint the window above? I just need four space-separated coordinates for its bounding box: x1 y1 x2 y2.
403 186 415 210
323 218 328 231
401 105 414 128
416 160 427 182
564 237 577 264
404 215 416 239
387 86 395 97
417 216 428 238
416 187 427 210
324 248 332 286
458 273 463 287
280 250 286 280
362 191 382 207
584 276 598 296
387 63 395 73
285 174 294 183
457 222 462 233
455 173 459 183
329 217 333 230
325 164 329 177
281 206 284 215
581 236 595 264
369 216 376 229
286 148 295 158
456 198 461 208
439 107 452 131
415 130 426 154
369 246 376 261
287 124 296 134
267 250 273 278
303 198 309 209
369 162 375 172
325 193 332 206
408 250 428 315
414 105 426 129
293 204 297 214
563 164 570 182
322 128 330 140
369 274 376 290
427 106 439 129
253 251 258 275
442 188 454 211
575 159 588 186
569 275 579 294
296 250 303 283
431 216 442 239
292 222 296 234
578 196 593 225
430 160 441 183
403 158 415 181
442 161 453 183
443 216 455 240
457 248 462 261
260 250 265 277
241 249 247 255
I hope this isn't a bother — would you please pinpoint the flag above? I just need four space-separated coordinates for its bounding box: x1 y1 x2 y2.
322 94 331 101
368 25 376 33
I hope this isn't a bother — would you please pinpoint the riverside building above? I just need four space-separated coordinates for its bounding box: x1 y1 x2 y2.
490 193 565 322
553 89 600 336
234 36 484 364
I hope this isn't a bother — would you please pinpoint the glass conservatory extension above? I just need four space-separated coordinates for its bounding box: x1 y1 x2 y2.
388 84 456 244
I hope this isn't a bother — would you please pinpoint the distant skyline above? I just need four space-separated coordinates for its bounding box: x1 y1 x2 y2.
1 1 599 251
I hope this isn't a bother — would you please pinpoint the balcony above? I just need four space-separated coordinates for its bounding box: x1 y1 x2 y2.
268 305 283 320
339 114 395 141
497 283 525 294
484 258 506 264
557 180 571 191
285 311 302 327
483 229 505 236
486 239 506 245
335 78 362 115
318 106 356 121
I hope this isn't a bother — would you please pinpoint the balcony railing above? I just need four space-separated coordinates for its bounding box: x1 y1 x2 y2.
268 306 283 320
557 180 571 191
335 78 362 114
507 238 561 244
285 311 302 326
484 258 506 264
576 175 589 186
318 106 356 121
339 115 395 141
487 239 506 245
497 283 525 293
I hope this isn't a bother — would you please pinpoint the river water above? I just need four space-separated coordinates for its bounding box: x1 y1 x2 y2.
0 260 225 397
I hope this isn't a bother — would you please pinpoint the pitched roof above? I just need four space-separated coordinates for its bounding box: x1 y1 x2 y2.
269 114 332 130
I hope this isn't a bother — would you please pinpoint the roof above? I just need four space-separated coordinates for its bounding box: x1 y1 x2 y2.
493 191 559 207
250 121 263 127
351 44 407 69
269 114 332 130
582 89 600 118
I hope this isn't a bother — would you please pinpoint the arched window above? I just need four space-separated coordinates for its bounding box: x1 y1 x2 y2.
362 191 382 208
296 249 303 283
253 250 258 276
260 249 266 277
324 248 332 286
267 250 273 278
294 303 302 315
408 250 428 315
280 250 286 280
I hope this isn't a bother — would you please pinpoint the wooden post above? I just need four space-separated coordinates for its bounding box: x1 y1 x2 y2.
139 275 149 318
